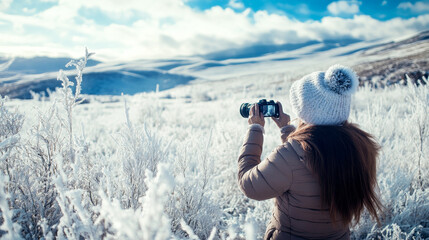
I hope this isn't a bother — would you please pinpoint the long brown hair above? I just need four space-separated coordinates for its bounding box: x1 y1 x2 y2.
289 121 383 226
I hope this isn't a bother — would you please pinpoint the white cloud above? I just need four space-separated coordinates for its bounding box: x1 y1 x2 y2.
228 0 244 10
0 0 12 10
382 1 387 6
327 1 360 15
0 0 429 61
22 8 37 13
398 1 429 12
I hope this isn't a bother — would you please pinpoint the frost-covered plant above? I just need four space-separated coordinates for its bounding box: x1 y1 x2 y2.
350 83 429 238
51 48 103 239
0 96 24 141
0 174 22 239
17 103 64 238
140 163 175 239
0 96 24 176
0 96 24 239
4 48 98 239
365 223 425 239
57 47 94 161
54 157 100 240
407 85 428 190
115 97 169 209
166 132 222 239
97 163 174 240
0 147 22 239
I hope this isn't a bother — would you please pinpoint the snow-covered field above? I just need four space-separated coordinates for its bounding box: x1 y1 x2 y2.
1 42 429 239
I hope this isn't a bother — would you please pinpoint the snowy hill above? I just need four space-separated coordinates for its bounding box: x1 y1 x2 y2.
1 31 428 98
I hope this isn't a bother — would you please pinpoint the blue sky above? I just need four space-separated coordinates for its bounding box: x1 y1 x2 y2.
0 0 429 60
188 0 426 20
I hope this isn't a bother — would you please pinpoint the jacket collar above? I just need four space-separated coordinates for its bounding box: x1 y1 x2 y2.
288 139 306 161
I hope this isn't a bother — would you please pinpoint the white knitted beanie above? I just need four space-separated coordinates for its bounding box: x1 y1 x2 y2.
289 64 359 125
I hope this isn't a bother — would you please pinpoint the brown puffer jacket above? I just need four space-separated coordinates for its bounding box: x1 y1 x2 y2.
238 124 350 240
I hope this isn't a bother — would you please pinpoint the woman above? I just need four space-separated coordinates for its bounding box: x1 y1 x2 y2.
238 65 383 239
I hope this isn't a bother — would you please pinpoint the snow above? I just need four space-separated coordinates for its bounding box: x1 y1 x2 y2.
0 34 413 98
0 36 428 239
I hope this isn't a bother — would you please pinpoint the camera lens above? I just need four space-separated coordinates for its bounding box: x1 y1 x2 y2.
240 103 251 118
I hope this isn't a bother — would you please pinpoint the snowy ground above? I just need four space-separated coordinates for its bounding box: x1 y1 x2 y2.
1 38 429 239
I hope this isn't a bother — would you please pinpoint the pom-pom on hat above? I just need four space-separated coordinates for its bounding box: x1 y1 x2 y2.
289 64 358 125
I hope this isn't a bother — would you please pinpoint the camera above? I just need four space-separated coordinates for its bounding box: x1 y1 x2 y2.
240 99 279 118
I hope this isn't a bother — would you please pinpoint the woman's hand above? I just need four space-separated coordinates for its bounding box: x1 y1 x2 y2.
248 103 265 127
271 102 291 129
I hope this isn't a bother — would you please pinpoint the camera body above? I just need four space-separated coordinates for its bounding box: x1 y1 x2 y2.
240 99 279 118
